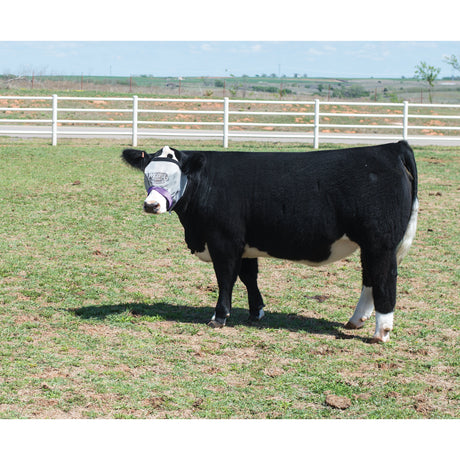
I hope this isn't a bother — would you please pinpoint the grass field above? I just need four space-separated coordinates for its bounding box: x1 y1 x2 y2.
0 138 458 419
3 74 460 104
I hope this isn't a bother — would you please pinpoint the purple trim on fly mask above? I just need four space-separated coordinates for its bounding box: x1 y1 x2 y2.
147 186 173 211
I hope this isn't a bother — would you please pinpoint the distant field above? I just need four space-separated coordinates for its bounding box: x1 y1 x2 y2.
0 138 458 419
2 74 460 104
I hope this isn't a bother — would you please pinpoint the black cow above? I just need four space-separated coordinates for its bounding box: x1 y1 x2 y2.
122 141 418 343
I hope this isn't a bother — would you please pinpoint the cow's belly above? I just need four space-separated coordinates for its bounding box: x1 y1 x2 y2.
243 235 358 266
194 235 359 266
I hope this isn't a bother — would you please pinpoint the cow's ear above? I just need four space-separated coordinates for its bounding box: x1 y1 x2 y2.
182 152 206 175
122 149 152 171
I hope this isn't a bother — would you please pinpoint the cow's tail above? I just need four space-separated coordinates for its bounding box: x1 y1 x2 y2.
396 140 419 264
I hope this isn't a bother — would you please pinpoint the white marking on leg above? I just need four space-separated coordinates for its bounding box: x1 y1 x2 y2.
397 198 419 264
372 311 394 343
347 286 374 328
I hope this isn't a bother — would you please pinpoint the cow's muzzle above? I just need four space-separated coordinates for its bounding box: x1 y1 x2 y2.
144 201 161 214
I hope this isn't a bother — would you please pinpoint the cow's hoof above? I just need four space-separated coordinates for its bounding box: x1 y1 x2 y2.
371 312 393 343
207 318 226 328
369 337 383 344
345 314 371 329
248 308 265 322
370 328 391 344
344 319 365 330
207 320 224 328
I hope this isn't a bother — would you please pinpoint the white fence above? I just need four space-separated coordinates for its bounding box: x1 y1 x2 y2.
0 95 459 147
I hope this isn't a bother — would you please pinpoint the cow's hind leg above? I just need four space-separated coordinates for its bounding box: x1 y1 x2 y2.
359 248 398 343
345 285 374 330
239 258 265 322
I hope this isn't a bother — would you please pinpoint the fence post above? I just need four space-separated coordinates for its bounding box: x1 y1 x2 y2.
313 99 320 149
223 97 229 148
403 100 409 141
52 94 58 146
132 95 138 147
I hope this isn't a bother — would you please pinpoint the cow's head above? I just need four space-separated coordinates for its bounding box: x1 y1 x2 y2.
122 146 203 214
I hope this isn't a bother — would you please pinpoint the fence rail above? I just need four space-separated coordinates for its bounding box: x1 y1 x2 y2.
0 95 459 147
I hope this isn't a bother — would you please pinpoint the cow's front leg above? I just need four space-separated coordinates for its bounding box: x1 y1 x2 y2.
207 241 242 328
239 258 265 322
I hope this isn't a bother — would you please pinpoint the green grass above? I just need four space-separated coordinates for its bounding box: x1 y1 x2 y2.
0 138 458 418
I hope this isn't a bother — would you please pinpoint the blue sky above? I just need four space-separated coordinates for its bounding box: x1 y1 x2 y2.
1 41 459 79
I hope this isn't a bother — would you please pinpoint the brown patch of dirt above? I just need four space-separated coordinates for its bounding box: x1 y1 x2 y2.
223 347 259 364
413 395 435 415
13 313 41 324
77 322 122 339
305 295 329 303
263 367 285 378
311 345 336 356
145 396 165 409
325 394 352 410
123 282 168 300
355 393 372 401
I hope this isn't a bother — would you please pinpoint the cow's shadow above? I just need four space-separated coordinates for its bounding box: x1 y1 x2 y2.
71 302 367 341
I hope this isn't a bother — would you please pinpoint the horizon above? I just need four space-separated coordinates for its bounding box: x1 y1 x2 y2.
5 74 459 81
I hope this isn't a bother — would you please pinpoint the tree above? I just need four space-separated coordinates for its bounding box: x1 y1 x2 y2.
414 61 441 103
444 54 460 74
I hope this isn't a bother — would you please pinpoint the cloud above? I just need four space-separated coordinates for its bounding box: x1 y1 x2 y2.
200 43 213 52
305 44 337 57
227 43 264 54
306 47 324 56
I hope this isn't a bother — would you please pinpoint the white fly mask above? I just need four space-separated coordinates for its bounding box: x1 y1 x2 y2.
144 158 188 213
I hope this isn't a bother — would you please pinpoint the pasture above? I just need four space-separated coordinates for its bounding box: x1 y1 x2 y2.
3 74 460 104
0 138 458 419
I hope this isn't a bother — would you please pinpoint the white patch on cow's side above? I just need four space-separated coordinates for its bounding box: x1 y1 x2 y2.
308 235 359 266
372 311 394 343
195 236 358 267
396 198 419 264
159 145 178 161
242 235 358 266
242 245 270 259
194 244 212 262
145 189 168 213
347 286 374 328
